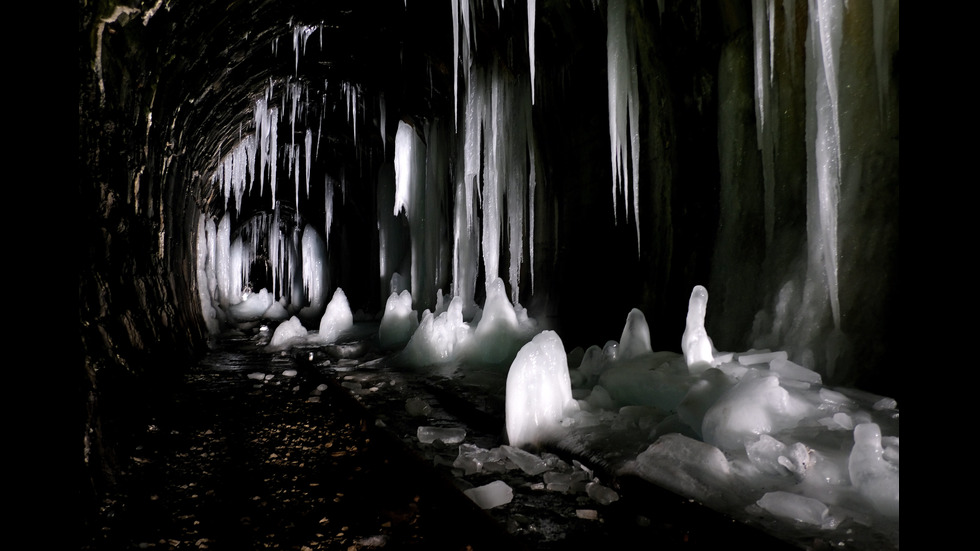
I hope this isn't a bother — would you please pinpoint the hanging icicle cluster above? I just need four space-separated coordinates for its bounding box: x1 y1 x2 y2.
606 0 642 255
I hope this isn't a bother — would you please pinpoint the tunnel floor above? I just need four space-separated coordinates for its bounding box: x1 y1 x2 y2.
82 328 800 551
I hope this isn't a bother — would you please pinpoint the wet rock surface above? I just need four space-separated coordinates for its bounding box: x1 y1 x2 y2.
83 330 796 550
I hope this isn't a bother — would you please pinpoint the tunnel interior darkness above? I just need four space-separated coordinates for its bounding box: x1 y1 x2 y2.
79 0 899 545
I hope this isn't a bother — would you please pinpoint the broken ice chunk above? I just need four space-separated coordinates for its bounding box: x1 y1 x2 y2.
463 480 514 509
586 482 620 505
405 397 433 417
500 445 549 475
745 435 811 480
756 491 838 529
454 443 490 475
417 426 466 445
737 350 789 366
770 357 822 384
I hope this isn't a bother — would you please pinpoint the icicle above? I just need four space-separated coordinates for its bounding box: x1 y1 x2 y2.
324 176 334 245
393 121 415 217
752 0 776 246
872 0 896 123
292 22 317 76
452 0 461 128
606 0 642 255
527 122 537 296
304 128 313 201
528 0 536 104
806 0 843 329
379 92 387 153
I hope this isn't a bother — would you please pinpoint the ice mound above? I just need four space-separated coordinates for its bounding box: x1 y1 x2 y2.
470 278 537 367
848 423 899 518
506 330 578 449
596 350 689 412
316 287 354 343
379 289 419 350
263 297 290 321
701 371 816 452
392 278 538 372
550 285 899 546
400 296 472 365
228 288 275 322
617 308 652 360
268 316 308 349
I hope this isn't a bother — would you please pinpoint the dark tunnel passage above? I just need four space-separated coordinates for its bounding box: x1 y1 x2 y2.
79 0 899 548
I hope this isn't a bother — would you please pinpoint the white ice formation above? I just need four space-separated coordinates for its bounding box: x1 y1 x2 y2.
316 287 353 343
505 330 578 449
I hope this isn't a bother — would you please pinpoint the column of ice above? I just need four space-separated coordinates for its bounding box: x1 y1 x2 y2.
216 213 232 307
481 67 503 292
268 206 282 300
606 0 642 254
453 63 484 314
301 224 328 314
504 75 530 305
394 120 428 304
196 213 220 334
229 235 243 302
424 119 451 302
481 61 536 303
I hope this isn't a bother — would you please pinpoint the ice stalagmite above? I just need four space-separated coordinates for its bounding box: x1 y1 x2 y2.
606 0 642 254
848 423 899 518
506 330 577 449
318 288 354 343
681 285 715 371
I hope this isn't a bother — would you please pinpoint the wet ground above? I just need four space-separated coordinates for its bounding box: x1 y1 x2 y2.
83 329 799 551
